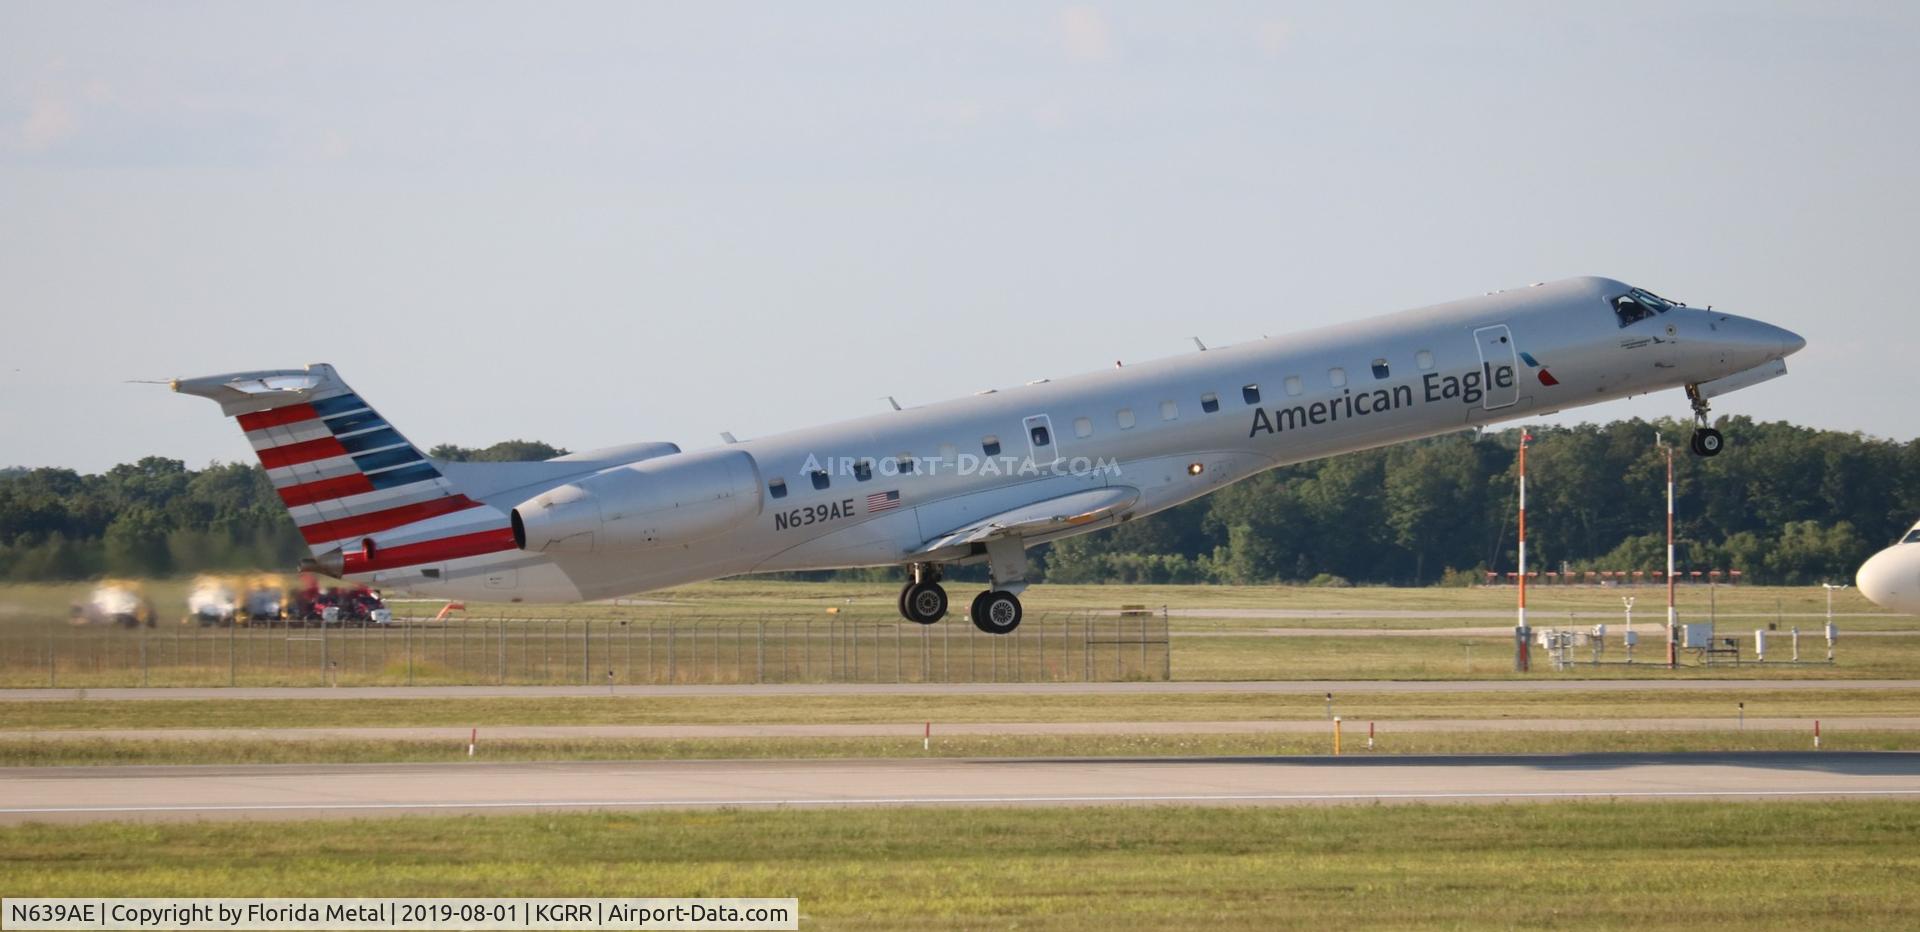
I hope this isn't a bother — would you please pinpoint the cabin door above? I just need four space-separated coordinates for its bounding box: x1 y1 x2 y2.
1022 414 1060 468
1472 324 1520 409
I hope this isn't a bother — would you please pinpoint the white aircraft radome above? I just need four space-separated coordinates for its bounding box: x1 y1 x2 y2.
1857 520 1920 614
175 276 1804 633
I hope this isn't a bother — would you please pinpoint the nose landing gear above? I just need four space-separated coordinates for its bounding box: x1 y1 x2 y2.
1685 384 1723 458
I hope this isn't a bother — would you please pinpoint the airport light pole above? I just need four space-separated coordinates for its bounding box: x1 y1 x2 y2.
1515 431 1532 672
1662 433 1677 669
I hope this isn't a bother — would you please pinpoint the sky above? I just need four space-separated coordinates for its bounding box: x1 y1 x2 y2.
2 1 1916 473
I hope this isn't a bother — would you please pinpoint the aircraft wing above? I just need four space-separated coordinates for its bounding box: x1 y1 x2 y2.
911 486 1139 557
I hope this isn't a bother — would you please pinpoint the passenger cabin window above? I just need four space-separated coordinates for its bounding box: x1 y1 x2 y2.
1284 376 1303 396
810 470 830 490
982 436 1001 456
1117 408 1136 429
1073 417 1093 438
895 453 916 475
769 478 788 499
1160 400 1178 421
1242 384 1261 405
1200 392 1219 413
1416 350 1436 371
1030 424 1051 447
1371 358 1390 380
853 459 873 482
1328 368 1347 388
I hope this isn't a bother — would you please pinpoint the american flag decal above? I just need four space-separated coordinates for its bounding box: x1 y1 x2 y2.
866 490 902 513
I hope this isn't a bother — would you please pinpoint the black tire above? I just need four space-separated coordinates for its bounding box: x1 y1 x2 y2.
1692 427 1723 457
897 583 913 622
970 590 1023 634
903 582 948 625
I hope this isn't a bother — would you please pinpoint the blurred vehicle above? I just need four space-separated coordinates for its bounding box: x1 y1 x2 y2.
70 580 157 628
239 574 287 624
289 575 390 626
337 585 393 625
184 575 238 626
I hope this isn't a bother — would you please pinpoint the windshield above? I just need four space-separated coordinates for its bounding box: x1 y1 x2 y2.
1613 287 1681 328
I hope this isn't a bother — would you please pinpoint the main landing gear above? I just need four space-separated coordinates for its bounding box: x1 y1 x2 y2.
898 563 948 625
896 558 1028 635
1685 384 1723 458
969 589 1024 635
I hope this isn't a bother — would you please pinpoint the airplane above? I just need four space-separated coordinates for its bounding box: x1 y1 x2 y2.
1856 519 1920 614
175 276 1804 633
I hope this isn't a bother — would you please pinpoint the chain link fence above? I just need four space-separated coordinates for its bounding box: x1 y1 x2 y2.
0 611 1170 687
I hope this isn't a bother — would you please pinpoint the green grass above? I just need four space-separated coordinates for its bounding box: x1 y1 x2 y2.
5 579 1907 688
2 578 1898 626
6 689 1919 731
1170 633 1917 680
4 802 1918 929
1 730 1914 766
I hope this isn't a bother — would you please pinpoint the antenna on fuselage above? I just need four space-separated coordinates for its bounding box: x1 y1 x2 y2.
885 396 902 411
719 432 737 444
1192 337 1207 351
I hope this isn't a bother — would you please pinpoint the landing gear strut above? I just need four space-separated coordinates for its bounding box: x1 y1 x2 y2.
1685 384 1723 458
898 563 947 625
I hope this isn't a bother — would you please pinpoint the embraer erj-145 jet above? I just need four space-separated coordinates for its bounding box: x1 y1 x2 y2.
176 277 1803 633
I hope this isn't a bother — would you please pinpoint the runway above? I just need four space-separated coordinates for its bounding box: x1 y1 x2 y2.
5 717 1918 742
8 679 1919 701
4 752 1917 823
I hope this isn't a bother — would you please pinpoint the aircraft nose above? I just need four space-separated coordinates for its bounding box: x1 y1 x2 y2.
1708 313 1806 366
1857 546 1915 614
1772 323 1807 359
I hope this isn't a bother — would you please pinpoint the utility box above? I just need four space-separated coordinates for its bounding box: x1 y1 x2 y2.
1683 623 1715 649
1623 630 1639 647
1826 622 1839 645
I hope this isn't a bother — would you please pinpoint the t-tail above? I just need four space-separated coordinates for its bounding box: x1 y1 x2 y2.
172 364 519 579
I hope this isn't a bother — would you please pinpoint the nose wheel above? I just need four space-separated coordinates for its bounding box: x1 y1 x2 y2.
1685 384 1724 458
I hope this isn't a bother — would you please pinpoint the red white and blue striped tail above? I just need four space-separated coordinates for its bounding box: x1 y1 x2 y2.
172 364 517 577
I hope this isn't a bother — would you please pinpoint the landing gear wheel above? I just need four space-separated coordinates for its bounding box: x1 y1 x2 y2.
1684 384 1722 457
969 590 1023 635
900 582 948 625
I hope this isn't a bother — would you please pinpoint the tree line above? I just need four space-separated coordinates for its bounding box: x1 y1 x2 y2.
1 422 1910 585
0 441 565 581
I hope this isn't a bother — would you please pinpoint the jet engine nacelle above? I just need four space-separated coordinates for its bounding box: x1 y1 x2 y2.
510 448 762 553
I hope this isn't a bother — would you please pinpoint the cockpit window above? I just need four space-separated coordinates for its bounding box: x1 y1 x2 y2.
1613 287 1679 328
1903 529 1920 544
